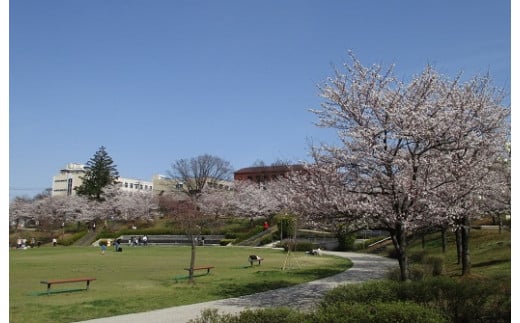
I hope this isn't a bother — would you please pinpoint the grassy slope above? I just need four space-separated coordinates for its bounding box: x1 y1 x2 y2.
9 246 350 323
405 228 511 280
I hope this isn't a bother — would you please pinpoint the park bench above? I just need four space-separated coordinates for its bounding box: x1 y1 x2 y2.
175 266 215 282
39 277 96 295
249 255 263 266
184 266 215 274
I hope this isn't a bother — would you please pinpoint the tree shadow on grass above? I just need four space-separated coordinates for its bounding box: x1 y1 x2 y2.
213 280 295 298
212 267 345 299
472 259 510 268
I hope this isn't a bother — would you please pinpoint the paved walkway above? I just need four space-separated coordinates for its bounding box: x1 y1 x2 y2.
75 251 397 323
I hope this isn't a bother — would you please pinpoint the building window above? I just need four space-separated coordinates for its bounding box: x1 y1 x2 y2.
125 182 128 188
130 183 133 189
67 178 73 196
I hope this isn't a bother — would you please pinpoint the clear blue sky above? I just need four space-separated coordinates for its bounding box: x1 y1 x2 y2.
8 0 512 200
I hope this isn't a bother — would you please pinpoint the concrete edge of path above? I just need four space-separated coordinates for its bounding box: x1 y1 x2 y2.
75 251 398 323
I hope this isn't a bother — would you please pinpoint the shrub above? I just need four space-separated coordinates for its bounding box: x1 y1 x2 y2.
259 236 273 246
409 250 429 263
312 301 447 323
189 307 307 323
321 277 511 322
231 307 307 323
321 280 399 306
224 232 237 239
423 255 445 276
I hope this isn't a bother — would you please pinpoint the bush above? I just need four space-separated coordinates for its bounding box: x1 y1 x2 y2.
312 301 447 323
321 277 511 323
321 280 399 306
408 251 445 277
224 232 237 239
386 266 429 281
277 240 317 252
189 307 307 323
259 236 273 246
423 255 445 276
231 307 307 323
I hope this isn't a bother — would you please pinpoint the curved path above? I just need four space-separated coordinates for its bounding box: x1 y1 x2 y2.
76 251 397 323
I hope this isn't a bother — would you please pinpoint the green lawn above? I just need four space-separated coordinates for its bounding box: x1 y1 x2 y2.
9 245 351 323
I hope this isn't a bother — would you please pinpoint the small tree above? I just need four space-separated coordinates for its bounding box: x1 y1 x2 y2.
158 196 213 283
75 146 119 202
167 154 233 282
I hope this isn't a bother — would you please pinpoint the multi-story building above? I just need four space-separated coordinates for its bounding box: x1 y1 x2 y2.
51 163 87 196
51 163 153 197
118 177 153 193
152 174 182 196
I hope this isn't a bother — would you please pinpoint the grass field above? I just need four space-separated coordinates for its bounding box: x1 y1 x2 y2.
9 245 351 323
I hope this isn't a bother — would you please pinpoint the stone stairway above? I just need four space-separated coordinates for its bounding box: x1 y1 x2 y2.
73 230 98 246
236 226 277 246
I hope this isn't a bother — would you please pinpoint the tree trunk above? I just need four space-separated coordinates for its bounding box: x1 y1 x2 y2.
188 237 197 283
461 216 471 276
455 228 462 265
499 213 503 234
390 223 409 281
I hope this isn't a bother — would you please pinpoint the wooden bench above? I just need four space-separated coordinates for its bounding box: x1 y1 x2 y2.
175 266 215 282
184 266 215 274
249 255 263 266
40 277 96 295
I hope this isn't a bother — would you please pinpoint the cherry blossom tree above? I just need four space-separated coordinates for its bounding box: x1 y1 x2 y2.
197 186 234 218
231 180 283 222
279 53 509 280
9 196 34 231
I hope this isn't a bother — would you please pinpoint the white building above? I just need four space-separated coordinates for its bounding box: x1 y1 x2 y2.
118 177 153 193
51 163 86 196
51 163 153 197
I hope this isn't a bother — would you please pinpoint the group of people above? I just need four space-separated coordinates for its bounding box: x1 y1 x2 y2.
128 235 148 246
15 237 45 249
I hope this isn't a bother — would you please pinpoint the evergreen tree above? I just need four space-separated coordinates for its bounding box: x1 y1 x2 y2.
75 146 119 201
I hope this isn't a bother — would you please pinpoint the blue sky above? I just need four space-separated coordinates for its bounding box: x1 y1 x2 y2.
8 0 512 201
